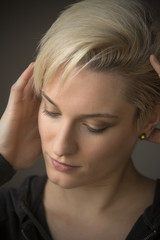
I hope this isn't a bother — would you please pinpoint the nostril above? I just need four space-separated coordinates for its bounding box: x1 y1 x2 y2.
52 135 78 157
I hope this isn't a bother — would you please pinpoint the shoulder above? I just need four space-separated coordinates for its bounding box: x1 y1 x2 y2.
126 179 160 239
150 179 160 216
0 175 47 238
0 175 47 218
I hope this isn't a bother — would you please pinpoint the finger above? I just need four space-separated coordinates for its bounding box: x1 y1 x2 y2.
23 79 41 111
8 63 34 105
13 62 34 90
23 75 35 99
150 55 160 78
147 128 160 144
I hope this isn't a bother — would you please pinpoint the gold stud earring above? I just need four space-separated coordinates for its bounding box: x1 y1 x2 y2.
138 133 147 140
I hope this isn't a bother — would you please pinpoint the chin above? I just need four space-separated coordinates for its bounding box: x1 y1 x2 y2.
46 167 82 189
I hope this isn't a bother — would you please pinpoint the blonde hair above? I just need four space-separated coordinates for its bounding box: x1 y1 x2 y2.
34 0 160 130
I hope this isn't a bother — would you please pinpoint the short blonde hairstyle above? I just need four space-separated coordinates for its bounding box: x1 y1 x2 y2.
34 0 160 130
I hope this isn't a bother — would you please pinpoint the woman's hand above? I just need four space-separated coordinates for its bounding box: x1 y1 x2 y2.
147 55 160 144
0 63 42 170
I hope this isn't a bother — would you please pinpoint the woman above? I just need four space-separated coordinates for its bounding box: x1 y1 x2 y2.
0 0 160 239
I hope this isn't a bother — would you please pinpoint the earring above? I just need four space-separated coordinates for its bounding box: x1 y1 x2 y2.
138 133 147 140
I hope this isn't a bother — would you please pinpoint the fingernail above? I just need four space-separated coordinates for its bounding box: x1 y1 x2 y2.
28 62 34 69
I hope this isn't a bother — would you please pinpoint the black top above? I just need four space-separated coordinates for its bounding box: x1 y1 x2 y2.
0 154 160 240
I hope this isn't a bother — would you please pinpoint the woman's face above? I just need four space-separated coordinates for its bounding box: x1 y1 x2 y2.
38 69 138 188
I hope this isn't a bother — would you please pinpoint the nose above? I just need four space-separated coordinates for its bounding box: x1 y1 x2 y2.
52 122 78 157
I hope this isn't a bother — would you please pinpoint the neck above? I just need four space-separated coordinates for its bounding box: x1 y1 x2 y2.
43 160 142 217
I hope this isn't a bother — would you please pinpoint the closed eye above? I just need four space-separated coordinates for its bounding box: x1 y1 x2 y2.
43 109 60 118
43 109 109 134
83 124 107 134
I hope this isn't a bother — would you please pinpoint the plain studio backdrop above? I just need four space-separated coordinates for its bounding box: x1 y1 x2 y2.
0 0 160 188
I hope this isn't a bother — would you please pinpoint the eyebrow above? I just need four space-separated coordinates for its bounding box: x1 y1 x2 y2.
41 91 119 119
41 91 59 108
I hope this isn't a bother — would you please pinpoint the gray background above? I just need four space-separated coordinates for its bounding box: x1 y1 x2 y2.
1 0 160 188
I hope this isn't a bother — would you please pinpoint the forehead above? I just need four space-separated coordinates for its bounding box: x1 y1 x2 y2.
44 69 132 115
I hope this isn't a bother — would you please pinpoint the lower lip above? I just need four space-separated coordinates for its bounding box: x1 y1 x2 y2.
51 158 80 172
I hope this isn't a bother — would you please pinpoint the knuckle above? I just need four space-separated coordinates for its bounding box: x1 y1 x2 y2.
11 82 20 92
11 83 18 91
11 83 16 91
11 82 21 92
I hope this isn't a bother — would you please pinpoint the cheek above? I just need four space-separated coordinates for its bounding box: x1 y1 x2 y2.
84 126 137 166
38 112 53 146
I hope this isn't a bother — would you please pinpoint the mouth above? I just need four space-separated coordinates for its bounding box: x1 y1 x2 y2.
50 157 81 172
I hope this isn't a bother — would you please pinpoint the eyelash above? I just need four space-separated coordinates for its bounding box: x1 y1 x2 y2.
83 124 107 134
43 109 107 134
43 109 60 118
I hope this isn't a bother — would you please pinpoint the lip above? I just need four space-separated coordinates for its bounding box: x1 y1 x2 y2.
50 157 80 172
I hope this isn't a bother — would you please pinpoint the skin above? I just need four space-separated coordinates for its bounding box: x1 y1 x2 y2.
0 55 159 239
0 63 41 169
0 55 159 170
38 68 156 240
39 69 138 189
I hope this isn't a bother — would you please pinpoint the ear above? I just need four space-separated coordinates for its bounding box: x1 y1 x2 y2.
141 106 160 138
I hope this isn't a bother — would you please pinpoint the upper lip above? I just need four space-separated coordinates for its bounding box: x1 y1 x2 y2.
51 157 80 168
